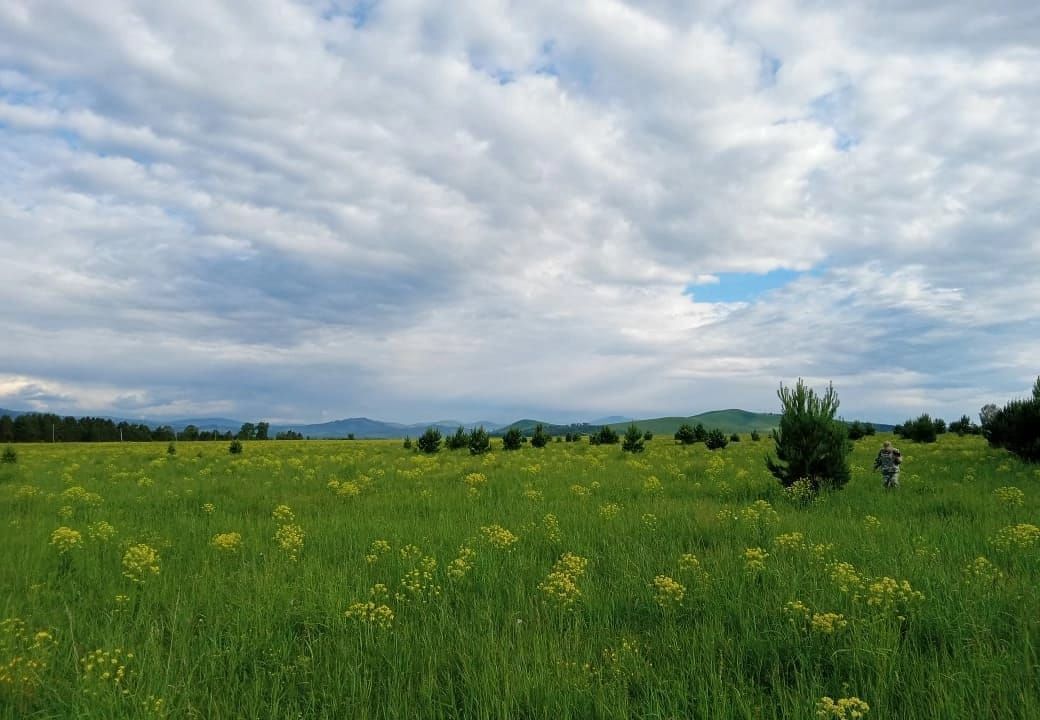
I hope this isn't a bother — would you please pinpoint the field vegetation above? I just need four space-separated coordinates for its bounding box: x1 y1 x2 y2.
1 432 1038 718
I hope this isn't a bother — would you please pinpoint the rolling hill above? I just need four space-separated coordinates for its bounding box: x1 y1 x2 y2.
607 409 783 436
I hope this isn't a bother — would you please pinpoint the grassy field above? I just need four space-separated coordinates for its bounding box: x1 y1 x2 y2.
1 434 1037 719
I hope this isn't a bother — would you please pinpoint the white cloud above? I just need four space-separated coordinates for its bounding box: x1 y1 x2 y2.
0 0 1037 423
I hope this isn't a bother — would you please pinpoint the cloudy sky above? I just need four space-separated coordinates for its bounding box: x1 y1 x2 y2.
1 0 1038 425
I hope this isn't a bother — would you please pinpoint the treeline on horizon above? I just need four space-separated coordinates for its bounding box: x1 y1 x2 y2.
0 415 306 444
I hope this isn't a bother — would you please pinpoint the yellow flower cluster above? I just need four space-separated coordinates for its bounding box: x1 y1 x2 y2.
863 515 881 531
570 484 590 498
49 526 83 554
210 532 242 553
80 648 133 696
447 546 476 580
816 696 869 719
201 503 215 515
811 612 848 635
271 504 295 522
543 514 561 543
651 575 685 610
397 555 441 603
865 577 925 612
963 556 1004 586
464 473 488 490
0 618 57 694
344 602 394 629
992 523 1040 551
61 486 104 507
274 524 305 561
14 485 40 499
993 486 1024 507
57 505 74 520
598 503 622 520
744 547 769 573
522 487 543 502
87 521 116 543
481 524 519 550
641 513 658 530
740 500 779 528
784 478 816 505
828 562 864 593
775 532 805 550
539 552 590 609
643 475 662 494
336 481 361 497
365 539 392 564
122 544 160 583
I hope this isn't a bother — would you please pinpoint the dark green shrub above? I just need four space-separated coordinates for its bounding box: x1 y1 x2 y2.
445 427 469 450
949 415 980 436
621 424 645 453
228 439 243 455
933 418 946 435
750 429 761 441
502 428 523 451
1 446 16 464
705 428 728 450
765 379 851 491
903 414 938 443
530 424 551 448
984 395 1040 463
643 431 653 441
694 423 708 443
468 426 491 455
167 442 177 456
729 432 740 442
417 427 442 454
674 423 697 445
590 426 619 445
403 436 413 450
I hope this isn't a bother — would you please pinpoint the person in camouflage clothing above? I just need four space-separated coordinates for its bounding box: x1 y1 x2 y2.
873 440 902 489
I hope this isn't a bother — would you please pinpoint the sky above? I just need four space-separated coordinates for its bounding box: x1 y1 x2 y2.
1 0 1038 426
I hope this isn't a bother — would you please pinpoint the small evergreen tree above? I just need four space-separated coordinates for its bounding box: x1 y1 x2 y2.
621 424 645 453
933 418 947 435
750 429 761 441
846 420 868 440
674 423 697 445
643 431 653 441
705 428 728 450
949 415 979 436
468 426 491 455
765 379 851 491
693 423 708 443
417 427 442 454
167 441 177 456
591 425 619 445
729 432 740 442
502 427 523 451
903 414 938 443
403 436 413 450
530 424 551 448
1 446 16 464
228 439 243 455
983 381 1040 463
445 427 469 450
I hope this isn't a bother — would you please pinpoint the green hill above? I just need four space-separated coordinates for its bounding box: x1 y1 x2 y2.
608 409 782 436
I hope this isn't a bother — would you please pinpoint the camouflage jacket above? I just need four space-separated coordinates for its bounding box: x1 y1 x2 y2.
873 448 902 473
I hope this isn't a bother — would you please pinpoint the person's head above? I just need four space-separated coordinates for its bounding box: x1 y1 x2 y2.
883 441 892 449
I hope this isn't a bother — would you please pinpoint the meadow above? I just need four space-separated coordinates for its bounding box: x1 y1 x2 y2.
1 434 1037 719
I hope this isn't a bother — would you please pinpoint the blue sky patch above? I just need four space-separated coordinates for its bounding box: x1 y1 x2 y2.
684 268 817 303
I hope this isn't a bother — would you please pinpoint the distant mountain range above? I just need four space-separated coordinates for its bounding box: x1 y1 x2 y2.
0 405 894 439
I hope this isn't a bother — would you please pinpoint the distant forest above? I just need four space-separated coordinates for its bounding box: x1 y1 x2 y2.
0 413 256 443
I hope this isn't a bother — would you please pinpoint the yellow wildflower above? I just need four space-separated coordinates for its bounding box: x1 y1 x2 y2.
447 546 476 580
210 532 242 553
651 575 685 610
963 556 1003 586
274 524 305 561
480 524 519 550
344 602 394 629
992 523 1040 551
816 696 869 719
271 504 295 522
744 547 769 573
201 503 215 515
122 544 160 583
598 503 622 520
50 526 83 554
863 515 881 531
87 521 116 543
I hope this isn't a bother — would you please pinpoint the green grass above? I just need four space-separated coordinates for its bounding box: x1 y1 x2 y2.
0 434 1037 719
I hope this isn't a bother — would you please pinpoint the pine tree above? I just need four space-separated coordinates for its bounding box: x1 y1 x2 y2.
674 423 697 445
417 427 442 454
502 428 523 451
621 424 645 453
468 426 491 455
766 379 851 490
530 424 551 448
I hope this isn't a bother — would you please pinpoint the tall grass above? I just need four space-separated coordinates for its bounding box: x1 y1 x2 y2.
1 434 1037 718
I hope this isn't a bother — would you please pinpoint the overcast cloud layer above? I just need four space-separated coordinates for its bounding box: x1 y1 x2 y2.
1 0 1038 424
